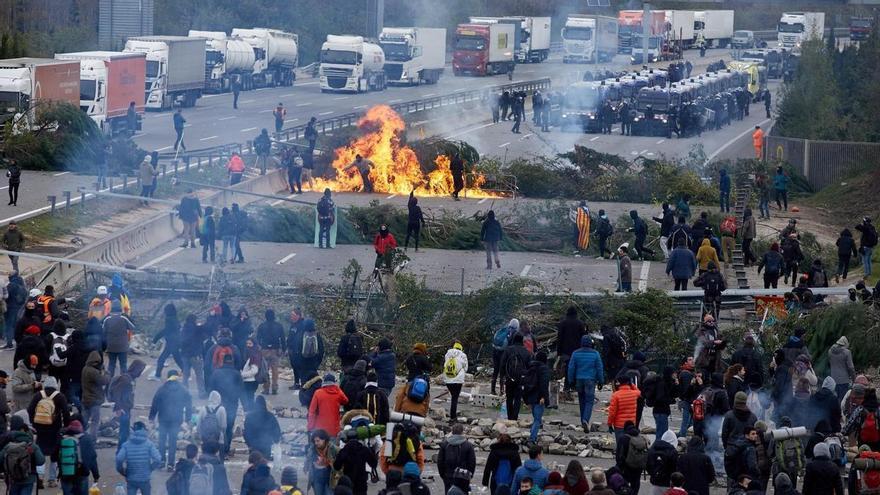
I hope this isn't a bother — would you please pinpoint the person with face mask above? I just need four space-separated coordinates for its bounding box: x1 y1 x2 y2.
373 225 397 271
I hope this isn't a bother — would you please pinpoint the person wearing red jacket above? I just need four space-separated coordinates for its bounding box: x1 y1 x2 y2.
226 152 246 185
373 225 398 271
607 374 641 445
308 373 348 437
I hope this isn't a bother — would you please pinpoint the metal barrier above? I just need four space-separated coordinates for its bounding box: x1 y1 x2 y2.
766 135 880 189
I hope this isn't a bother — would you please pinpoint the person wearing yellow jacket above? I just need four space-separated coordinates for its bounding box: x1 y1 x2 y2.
696 238 720 275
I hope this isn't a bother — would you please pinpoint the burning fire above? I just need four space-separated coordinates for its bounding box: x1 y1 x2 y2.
318 105 493 197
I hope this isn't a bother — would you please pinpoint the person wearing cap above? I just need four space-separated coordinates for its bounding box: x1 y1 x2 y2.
27 375 69 488
59 419 100 494
11 354 41 412
115 421 161 495
308 373 348 437
567 335 604 431
149 370 193 469
102 300 135 378
243 395 282 460
616 244 632 293
87 286 112 321
373 225 398 271
607 375 640 445
1 413 46 493
443 342 468 421
209 352 243 455
3 220 25 273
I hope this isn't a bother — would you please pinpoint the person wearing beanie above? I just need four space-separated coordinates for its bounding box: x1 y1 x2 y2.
675 437 714 495
308 373 348 437
11 353 41 412
810 376 842 434
341 360 369 413
721 391 757 448
2 413 46 492
773 472 800 495
337 319 365 372
393 367 431 419
500 333 532 421
278 465 302 495
368 339 396 395
842 375 869 417
802 442 844 495
556 307 586 396
102 301 135 378
399 462 431 495
491 318 520 395
256 308 285 395
355 370 389 426
524 351 551 442
404 343 431 381
646 430 679 491
334 423 379 495
59 419 100 492
567 335 604 432
27 375 69 487
13 322 48 374
542 471 565 495
443 342 469 420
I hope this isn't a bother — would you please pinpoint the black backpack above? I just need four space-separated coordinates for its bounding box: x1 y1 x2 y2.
724 441 748 479
864 224 878 248
343 333 364 360
700 273 724 297
520 362 540 396
505 352 525 382
764 252 782 275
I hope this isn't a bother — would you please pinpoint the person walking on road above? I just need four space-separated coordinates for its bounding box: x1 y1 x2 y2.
109 359 146 449
232 203 247 263
567 335 604 431
232 78 241 109
116 421 161 495
752 125 764 160
138 158 157 204
481 210 503 270
256 308 285 395
763 90 772 119
273 103 286 133
773 166 789 211
81 351 109 438
103 301 134 377
178 189 202 248
254 129 272 176
149 370 193 469
3 221 24 273
6 158 21 206
443 342 468 421
173 109 186 152
666 239 697 290
719 169 731 213
511 98 522 134
227 152 246 186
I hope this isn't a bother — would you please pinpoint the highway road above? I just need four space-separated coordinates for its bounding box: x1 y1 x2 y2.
133 48 735 152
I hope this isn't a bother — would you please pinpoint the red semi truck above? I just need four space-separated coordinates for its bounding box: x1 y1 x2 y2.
452 23 515 76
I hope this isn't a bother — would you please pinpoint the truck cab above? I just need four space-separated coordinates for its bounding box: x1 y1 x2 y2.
379 27 445 85
320 35 386 93
777 12 825 49
0 58 80 128
453 23 514 76
630 34 665 64
850 17 873 41
0 70 30 127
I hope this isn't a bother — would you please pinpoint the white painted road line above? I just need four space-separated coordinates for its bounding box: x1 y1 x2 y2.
53 171 71 177
259 109 273 113
386 194 396 200
423 93 435 97
155 146 172 152
389 99 402 103
444 122 494 139
590 136 600 142
333 96 350 100
296 102 312 107
318 111 334 116
282 93 296 97
270 194 297 207
298 81 319 86
276 252 297 265
139 247 185 270
240 100 255 104
498 142 510 148
705 117 772 163
200 136 218 141
656 139 666 144
638 261 651 291
640 149 649 154
353 105 367 109
520 264 532 277
519 133 533 140
219 116 235 121
477 198 489 204
240 127 258 132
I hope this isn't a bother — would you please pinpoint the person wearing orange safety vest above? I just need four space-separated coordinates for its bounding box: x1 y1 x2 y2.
226 152 246 186
88 286 112 321
752 125 765 160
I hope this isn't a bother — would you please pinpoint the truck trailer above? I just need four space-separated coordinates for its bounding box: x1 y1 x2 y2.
694 10 735 48
561 15 618 64
54 51 145 136
188 30 256 92
320 35 386 92
123 36 206 110
379 27 445 85
0 58 80 128
618 10 666 53
777 12 825 49
663 10 695 50
452 23 515 76
469 16 551 63
231 28 298 87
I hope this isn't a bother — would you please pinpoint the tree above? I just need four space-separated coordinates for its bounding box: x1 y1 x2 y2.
775 39 844 141
0 33 9 58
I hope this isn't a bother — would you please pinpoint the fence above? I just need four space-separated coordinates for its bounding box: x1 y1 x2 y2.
765 135 880 189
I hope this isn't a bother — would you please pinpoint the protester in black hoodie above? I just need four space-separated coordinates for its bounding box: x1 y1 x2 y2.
243 395 281 459
803 443 844 495
333 433 378 495
649 366 678 436
341 360 368 412
241 451 279 495
65 330 89 409
614 421 645 494
835 228 858 283
722 392 756 448
500 334 532 420
652 202 675 260
617 351 649 426
809 377 842 433
556 307 586 393
646 430 679 492
337 319 364 372
355 370 389 426
676 436 715 495
482 434 522 495
153 303 183 380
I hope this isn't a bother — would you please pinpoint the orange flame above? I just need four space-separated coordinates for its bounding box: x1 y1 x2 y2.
317 105 495 197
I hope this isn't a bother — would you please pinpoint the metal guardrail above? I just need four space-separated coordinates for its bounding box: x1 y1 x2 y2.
156 142 243 162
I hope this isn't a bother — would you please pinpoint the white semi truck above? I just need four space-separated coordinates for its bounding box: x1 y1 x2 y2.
561 15 618 63
777 12 825 49
54 51 145 135
123 36 206 110
231 28 298 87
694 10 735 48
187 30 256 92
379 27 445 85
320 35 386 93
0 58 80 128
469 16 551 62
663 10 695 49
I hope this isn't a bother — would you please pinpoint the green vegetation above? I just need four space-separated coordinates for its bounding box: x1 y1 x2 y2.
776 25 880 143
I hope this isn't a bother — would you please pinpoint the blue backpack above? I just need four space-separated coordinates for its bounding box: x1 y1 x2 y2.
407 376 429 403
495 459 512 487
493 327 511 351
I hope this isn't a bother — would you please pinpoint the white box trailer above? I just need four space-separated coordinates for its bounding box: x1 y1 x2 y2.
562 15 618 63
777 12 825 49
469 16 550 63
664 10 695 48
379 27 445 85
694 10 735 48
124 36 206 110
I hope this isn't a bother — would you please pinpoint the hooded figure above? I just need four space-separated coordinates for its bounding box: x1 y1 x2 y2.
437 424 477 493
722 392 757 447
241 459 279 495
809 377 842 433
308 373 348 436
802 442 844 495
676 436 715 495
244 395 282 459
828 336 855 399
197 390 228 447
115 423 161 484
646 430 679 488
11 357 38 412
297 319 325 379
341 360 368 411
773 472 799 495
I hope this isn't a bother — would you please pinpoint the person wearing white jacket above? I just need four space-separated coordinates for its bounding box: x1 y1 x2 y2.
443 342 468 421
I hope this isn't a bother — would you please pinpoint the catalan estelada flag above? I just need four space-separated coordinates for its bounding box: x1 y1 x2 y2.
576 206 591 250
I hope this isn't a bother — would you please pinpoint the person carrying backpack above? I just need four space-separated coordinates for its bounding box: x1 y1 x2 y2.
856 217 877 278
567 336 604 432
844 388 880 452
209 353 243 456
523 351 551 443
149 370 193 470
337 320 364 372
27 376 69 488
203 328 242 386
646 430 679 493
341 361 368 413
166 444 198 495
394 372 430 418
355 370 389 427
694 262 726 320
500 334 532 421
2 414 46 495
443 342 469 421
614 421 647 494
368 339 396 396
109 359 146 450
482 434 522 495
308 373 348 437
197 391 227 449
512 445 550 491
115 421 161 495
297 319 325 383
256 309 285 395
724 427 759 490
380 420 425 475
194 441 232 495
333 432 378 495
491 319 518 395
58 419 99 495
404 343 432 381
